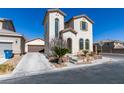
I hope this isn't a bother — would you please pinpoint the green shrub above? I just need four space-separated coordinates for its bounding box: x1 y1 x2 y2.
83 50 89 56
54 46 69 58
53 46 69 63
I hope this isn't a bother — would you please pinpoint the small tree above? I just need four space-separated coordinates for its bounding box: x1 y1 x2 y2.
50 38 67 50
49 38 69 63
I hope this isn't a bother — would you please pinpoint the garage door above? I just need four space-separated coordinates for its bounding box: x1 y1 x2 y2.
28 45 44 52
0 42 12 58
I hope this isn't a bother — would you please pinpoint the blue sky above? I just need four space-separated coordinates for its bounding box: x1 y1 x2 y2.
0 8 124 42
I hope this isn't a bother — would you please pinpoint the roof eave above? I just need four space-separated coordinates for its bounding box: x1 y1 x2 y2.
66 14 94 24
60 28 77 34
26 38 44 43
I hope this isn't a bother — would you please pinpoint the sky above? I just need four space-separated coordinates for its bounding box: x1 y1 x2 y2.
0 8 124 42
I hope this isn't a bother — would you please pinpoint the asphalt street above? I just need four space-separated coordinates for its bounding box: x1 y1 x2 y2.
0 53 124 84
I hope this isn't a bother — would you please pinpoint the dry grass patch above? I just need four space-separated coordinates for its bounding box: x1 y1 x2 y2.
0 56 23 75
0 63 14 75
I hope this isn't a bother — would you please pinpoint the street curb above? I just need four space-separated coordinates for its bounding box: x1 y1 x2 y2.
103 53 124 56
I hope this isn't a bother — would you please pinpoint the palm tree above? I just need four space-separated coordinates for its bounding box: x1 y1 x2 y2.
50 38 69 63
53 46 69 63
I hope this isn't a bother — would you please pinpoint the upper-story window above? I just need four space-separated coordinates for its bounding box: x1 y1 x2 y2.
55 18 59 38
3 21 14 31
80 21 88 31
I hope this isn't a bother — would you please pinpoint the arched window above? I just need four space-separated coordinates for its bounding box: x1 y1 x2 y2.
55 18 59 38
79 39 84 50
85 39 90 50
67 38 72 53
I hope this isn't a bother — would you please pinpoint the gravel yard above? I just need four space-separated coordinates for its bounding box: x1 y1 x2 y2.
5 56 23 67
0 56 22 75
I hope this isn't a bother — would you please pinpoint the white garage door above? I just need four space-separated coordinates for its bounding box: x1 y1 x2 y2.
0 42 12 58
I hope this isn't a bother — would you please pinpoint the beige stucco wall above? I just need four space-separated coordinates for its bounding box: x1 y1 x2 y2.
44 12 65 55
20 37 25 54
73 17 93 52
0 36 25 55
62 17 93 55
62 32 77 54
49 12 64 41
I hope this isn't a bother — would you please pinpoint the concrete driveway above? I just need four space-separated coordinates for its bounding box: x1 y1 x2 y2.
12 53 53 76
0 53 124 84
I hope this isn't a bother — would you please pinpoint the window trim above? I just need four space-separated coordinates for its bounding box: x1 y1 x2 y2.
55 18 59 38
80 21 88 31
85 39 90 50
79 38 84 50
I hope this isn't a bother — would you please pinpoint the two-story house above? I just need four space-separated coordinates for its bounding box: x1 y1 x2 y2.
0 18 25 58
43 9 94 55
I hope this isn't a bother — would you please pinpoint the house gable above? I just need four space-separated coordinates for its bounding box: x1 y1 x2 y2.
66 15 94 24
43 9 66 25
60 28 77 35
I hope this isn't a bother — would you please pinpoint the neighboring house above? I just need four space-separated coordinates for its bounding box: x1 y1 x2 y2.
94 40 124 53
0 18 25 58
114 40 124 49
43 9 94 55
25 38 44 53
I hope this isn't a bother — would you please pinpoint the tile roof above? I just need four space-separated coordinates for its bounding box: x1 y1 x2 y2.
26 38 44 43
0 18 12 22
47 9 66 16
60 28 77 34
43 8 66 25
66 14 94 24
0 29 23 37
